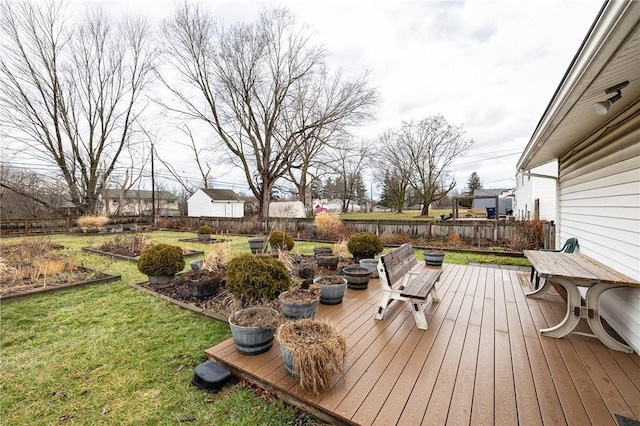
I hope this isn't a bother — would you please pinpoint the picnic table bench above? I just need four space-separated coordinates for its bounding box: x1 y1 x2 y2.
374 243 441 330
524 250 640 353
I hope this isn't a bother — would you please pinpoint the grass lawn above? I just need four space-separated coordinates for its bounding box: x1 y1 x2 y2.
0 231 527 425
339 209 453 221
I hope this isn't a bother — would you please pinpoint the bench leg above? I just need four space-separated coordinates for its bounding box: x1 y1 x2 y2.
430 287 440 303
374 290 393 320
539 278 581 338
409 300 428 330
585 284 633 353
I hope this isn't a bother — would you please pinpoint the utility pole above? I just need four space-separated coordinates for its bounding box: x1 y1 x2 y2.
151 140 156 222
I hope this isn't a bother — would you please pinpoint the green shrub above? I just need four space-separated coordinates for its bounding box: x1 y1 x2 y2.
197 225 213 234
226 254 291 304
137 244 185 276
347 232 383 259
268 230 294 251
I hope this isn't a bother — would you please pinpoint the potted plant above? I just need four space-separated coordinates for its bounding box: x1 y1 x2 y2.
187 245 231 298
342 266 372 290
423 250 445 266
313 275 348 305
347 232 383 262
197 225 213 241
225 253 290 355
268 230 294 252
248 237 268 254
276 318 347 395
313 246 332 256
359 258 379 278
316 254 339 270
137 243 185 284
278 280 321 319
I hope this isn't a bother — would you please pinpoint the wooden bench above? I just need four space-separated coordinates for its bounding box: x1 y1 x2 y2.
374 243 441 330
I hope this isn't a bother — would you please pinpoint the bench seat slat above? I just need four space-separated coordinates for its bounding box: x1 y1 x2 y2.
400 269 441 299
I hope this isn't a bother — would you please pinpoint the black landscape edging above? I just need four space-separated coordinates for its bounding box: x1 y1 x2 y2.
129 282 228 324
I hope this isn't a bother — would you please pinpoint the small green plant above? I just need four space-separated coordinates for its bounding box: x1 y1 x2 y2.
268 230 294 251
347 232 383 260
137 244 185 276
197 225 213 234
226 254 291 304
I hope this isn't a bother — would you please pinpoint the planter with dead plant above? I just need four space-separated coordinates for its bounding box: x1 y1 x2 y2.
187 244 230 298
278 280 321 319
276 318 347 395
225 253 290 355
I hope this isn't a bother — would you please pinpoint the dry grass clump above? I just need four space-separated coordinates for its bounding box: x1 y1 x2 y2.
276 318 346 395
380 231 411 245
96 234 152 257
202 243 233 271
508 220 545 251
332 239 350 260
314 212 343 240
0 239 78 290
77 215 110 228
445 232 465 247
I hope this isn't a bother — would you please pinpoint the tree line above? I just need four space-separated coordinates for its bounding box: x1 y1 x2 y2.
0 0 473 219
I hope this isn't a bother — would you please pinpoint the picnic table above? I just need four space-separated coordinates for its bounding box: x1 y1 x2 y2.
524 250 640 353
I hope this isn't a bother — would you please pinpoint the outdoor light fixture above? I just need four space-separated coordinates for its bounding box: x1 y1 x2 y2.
592 80 629 115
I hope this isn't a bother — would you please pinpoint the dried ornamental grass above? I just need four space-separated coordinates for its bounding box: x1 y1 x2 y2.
276 318 346 395
202 243 233 271
314 212 343 240
332 239 350 260
77 215 110 228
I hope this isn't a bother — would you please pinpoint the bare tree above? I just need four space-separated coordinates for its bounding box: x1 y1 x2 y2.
155 125 214 195
159 4 377 218
375 129 413 213
325 140 372 213
0 0 155 214
392 115 474 216
0 165 68 218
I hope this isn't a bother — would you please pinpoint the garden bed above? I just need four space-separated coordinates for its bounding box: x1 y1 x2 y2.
178 237 231 243
82 246 204 262
1 266 120 301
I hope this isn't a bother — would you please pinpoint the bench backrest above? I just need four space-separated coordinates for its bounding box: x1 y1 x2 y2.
379 243 418 288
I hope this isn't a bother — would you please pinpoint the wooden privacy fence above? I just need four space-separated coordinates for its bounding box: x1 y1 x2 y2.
2 215 533 243
161 216 521 242
1 216 152 235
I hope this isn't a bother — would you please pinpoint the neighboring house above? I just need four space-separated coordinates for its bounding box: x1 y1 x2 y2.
268 201 306 218
104 189 179 216
516 1 640 352
514 160 558 221
187 188 244 218
471 188 515 215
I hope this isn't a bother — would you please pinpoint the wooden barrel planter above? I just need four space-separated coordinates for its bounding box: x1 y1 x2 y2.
313 247 333 256
248 238 267 254
359 258 379 278
423 251 445 266
278 289 320 319
316 255 339 270
342 266 371 290
314 275 348 305
228 307 280 355
147 274 175 285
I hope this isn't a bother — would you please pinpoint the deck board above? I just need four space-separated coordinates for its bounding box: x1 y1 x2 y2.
205 264 640 425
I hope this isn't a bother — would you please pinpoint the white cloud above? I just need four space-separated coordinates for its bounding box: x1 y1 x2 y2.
31 0 605 194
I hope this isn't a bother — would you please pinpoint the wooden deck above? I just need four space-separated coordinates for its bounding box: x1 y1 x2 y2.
206 264 640 425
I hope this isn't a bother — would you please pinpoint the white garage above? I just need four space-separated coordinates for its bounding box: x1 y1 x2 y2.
187 188 245 218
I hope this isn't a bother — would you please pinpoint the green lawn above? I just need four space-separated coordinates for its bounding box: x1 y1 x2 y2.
0 231 526 425
339 209 453 221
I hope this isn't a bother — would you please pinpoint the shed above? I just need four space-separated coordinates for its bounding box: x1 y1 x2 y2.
187 188 244 218
516 1 640 352
268 201 306 218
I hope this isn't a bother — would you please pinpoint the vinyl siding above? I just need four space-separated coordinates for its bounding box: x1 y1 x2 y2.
558 121 640 352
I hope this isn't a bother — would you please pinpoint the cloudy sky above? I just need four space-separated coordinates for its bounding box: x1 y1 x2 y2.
71 0 604 195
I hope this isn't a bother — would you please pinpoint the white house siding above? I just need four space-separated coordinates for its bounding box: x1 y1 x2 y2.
558 121 640 352
515 161 557 221
187 189 244 218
